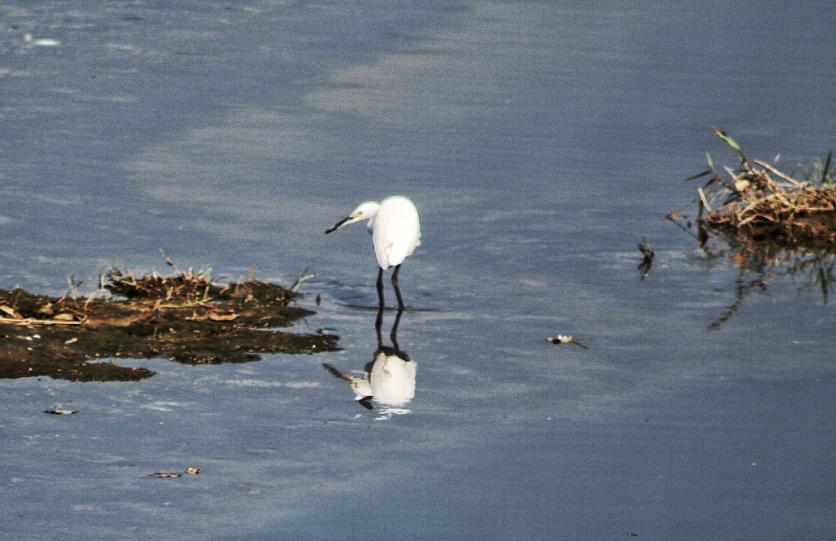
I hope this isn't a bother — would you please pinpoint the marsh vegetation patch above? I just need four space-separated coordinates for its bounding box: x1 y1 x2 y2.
0 260 338 382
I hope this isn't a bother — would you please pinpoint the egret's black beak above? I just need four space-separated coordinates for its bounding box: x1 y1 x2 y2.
325 216 351 234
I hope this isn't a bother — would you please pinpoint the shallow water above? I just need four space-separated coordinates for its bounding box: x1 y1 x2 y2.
1 2 834 539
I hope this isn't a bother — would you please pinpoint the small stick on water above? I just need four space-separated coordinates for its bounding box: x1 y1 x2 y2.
546 335 588 349
821 150 832 184
666 197 699 221
66 275 83 300
289 269 318 293
0 316 82 327
753 160 805 187
159 249 181 274
637 237 655 280
697 187 712 213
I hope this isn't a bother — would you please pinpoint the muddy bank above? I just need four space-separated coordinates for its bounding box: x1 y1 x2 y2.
0 265 338 382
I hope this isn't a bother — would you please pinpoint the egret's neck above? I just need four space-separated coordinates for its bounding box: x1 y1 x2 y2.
362 202 381 219
359 202 381 230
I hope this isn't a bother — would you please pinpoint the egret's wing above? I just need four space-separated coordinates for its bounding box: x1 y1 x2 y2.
372 226 395 269
373 197 421 269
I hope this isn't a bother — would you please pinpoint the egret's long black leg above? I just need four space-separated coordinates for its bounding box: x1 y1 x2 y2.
391 264 404 310
375 301 384 348
376 267 385 309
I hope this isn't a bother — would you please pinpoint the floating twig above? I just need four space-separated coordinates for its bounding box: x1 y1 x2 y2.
0 316 82 327
546 335 588 349
637 237 655 280
289 268 318 293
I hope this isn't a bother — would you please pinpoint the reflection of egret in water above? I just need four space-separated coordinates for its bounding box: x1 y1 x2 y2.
323 306 416 418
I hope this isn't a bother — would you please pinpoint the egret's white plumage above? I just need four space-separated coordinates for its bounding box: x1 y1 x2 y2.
325 195 421 308
370 196 421 269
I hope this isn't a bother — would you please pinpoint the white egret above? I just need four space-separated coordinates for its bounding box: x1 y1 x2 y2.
325 196 421 309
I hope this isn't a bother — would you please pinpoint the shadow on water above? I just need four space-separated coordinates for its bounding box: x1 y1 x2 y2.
332 300 439 313
317 277 437 313
323 305 416 419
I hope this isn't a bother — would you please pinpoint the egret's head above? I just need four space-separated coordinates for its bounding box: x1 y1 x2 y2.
325 201 380 234
349 201 381 222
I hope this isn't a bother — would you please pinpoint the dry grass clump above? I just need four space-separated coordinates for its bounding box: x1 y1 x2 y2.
667 131 834 329
673 129 835 245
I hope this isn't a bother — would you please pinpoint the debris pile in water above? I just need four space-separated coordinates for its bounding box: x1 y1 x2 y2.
668 132 834 329
669 129 835 246
0 257 338 382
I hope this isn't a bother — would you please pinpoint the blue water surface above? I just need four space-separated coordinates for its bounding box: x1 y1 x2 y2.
0 2 834 539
